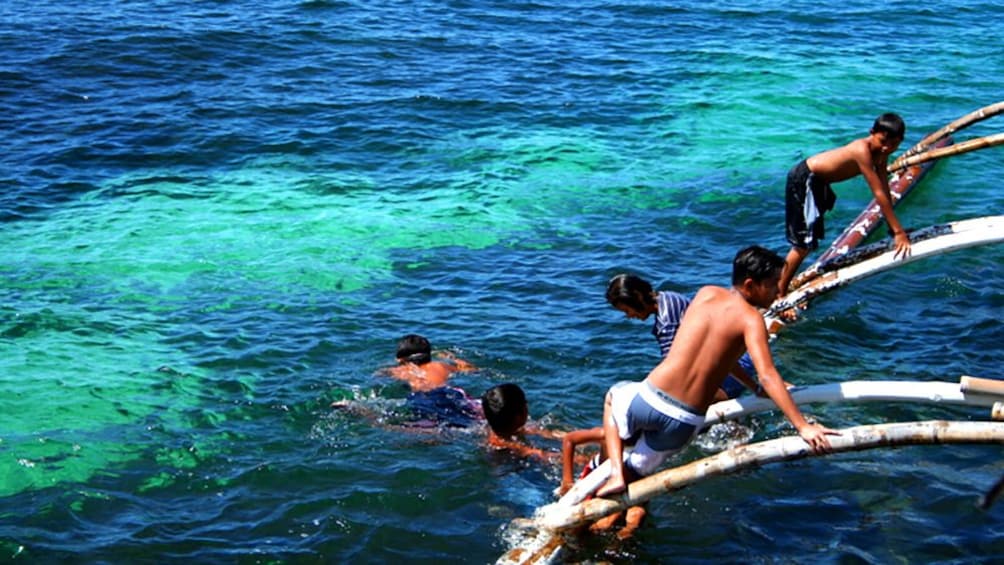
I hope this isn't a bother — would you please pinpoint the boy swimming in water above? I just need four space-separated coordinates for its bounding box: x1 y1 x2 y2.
481 383 563 461
377 333 483 428
778 113 911 296
386 333 476 392
597 246 839 498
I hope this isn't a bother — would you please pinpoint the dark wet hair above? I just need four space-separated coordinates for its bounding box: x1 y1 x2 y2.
481 383 528 438
732 246 785 286
872 112 905 139
396 334 432 365
605 274 656 312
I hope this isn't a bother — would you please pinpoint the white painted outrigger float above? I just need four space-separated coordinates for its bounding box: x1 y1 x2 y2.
765 214 1004 335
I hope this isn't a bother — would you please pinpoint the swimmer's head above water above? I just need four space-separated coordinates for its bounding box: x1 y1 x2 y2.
481 383 528 438
396 334 432 365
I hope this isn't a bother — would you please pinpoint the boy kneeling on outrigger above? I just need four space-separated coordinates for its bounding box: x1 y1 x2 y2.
597 245 839 498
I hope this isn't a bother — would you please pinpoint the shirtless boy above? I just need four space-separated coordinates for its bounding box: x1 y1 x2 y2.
778 113 911 297
597 246 839 497
387 333 476 392
482 383 563 461
606 273 763 401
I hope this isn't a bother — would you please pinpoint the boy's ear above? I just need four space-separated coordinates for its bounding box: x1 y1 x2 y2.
740 277 756 293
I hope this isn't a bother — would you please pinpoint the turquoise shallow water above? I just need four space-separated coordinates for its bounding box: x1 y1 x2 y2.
2 1 1003 562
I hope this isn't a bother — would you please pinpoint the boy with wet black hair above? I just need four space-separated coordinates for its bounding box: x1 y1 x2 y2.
388 333 476 392
482 383 528 438
482 383 562 460
597 246 839 498
778 112 911 296
605 274 763 400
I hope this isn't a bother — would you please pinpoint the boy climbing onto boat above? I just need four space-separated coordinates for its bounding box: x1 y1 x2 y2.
597 245 839 498
778 113 912 297
606 273 766 400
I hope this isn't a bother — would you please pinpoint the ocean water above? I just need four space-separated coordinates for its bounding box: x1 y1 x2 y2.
2 0 1002 562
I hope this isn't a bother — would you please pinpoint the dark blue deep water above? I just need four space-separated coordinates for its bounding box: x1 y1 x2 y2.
2 1 1002 562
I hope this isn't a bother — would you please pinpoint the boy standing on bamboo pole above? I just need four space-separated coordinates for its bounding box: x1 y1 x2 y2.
596 246 839 498
777 113 911 297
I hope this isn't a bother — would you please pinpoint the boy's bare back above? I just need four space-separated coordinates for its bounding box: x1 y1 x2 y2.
388 361 455 391
806 137 882 184
647 286 764 412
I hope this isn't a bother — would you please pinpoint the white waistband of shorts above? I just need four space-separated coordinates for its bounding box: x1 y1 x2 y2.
639 383 705 426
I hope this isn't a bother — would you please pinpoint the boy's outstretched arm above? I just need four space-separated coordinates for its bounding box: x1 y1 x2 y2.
858 150 911 259
437 350 477 372
560 427 605 494
486 433 555 462
743 312 840 453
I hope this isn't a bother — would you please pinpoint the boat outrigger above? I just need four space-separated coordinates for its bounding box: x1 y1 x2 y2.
495 103 1004 564
500 372 1004 565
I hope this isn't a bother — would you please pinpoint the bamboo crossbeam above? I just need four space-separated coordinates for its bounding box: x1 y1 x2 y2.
891 100 1004 168
962 375 1004 397
889 132 1004 172
534 420 1004 532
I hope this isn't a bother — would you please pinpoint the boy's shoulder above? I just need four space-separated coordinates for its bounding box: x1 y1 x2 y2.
692 285 729 303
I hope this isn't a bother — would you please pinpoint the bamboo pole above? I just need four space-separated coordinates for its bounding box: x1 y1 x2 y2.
889 132 1004 172
961 375 1004 397
703 378 1004 428
534 420 1004 532
891 100 1004 168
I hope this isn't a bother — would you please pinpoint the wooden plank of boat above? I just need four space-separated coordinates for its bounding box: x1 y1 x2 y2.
766 214 1004 334
790 135 952 290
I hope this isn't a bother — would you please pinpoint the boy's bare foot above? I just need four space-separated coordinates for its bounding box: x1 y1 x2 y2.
595 477 626 498
588 511 623 533
616 506 646 539
616 524 639 540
